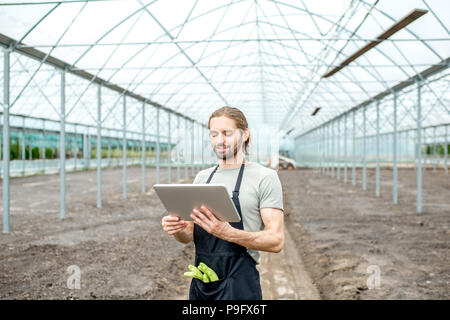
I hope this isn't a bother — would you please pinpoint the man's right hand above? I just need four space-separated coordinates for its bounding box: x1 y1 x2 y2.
161 214 188 235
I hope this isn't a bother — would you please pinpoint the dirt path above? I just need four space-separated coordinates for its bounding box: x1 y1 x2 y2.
259 227 320 299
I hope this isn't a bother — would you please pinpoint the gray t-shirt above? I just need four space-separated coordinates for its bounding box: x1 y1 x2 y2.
193 161 284 264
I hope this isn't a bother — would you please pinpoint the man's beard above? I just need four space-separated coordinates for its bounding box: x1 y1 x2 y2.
213 138 243 161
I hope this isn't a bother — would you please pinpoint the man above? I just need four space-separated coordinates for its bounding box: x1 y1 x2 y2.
161 106 284 300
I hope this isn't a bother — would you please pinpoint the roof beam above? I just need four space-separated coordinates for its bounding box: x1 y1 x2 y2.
138 2 229 106
295 56 450 139
322 9 428 78
15 37 449 49
0 32 201 125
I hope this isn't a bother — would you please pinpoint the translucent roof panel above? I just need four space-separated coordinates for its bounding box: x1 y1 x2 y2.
0 0 449 134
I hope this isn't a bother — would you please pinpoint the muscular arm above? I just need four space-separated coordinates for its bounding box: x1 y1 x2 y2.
191 206 284 253
222 208 284 252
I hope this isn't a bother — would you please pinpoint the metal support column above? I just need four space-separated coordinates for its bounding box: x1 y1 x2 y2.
317 127 321 172
108 142 111 167
433 127 437 172
41 128 45 173
398 130 402 166
184 118 188 179
328 123 331 175
191 121 195 176
352 110 356 187
326 126 330 174
156 107 160 184
177 115 180 181
141 102 146 193
2 49 10 233
362 106 367 191
376 100 380 197
21 124 25 176
445 125 448 175
314 127 322 173
416 80 423 214
321 129 324 173
122 95 127 199
168 112 171 183
97 85 102 208
43 125 46 173
393 92 398 204
60 70 66 220
344 114 348 183
82 132 86 168
323 126 326 174
331 121 335 177
337 118 341 180
325 125 328 175
323 125 326 174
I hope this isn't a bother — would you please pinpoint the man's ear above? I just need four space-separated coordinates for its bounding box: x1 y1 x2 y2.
243 128 250 142
237 128 249 146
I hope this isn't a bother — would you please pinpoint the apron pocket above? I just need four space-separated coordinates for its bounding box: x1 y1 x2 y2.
191 277 228 300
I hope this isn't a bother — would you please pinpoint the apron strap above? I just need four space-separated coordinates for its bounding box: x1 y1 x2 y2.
206 164 219 184
232 159 246 197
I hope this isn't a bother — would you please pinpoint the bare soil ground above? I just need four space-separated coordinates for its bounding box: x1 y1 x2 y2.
281 167 449 299
0 165 448 299
0 166 196 299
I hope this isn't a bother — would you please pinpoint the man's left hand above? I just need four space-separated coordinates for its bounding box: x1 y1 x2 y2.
190 205 232 239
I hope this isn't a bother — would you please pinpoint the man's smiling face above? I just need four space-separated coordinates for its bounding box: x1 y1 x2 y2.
209 116 248 162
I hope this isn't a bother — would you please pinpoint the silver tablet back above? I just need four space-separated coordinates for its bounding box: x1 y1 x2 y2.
153 184 241 222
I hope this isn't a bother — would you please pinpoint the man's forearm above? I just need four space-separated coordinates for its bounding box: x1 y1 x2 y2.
173 223 194 244
222 227 284 253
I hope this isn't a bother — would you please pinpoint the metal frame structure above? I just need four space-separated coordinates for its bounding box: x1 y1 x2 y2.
0 1 449 233
295 60 449 214
0 36 210 232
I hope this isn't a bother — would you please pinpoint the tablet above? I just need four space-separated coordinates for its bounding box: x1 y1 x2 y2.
153 184 241 222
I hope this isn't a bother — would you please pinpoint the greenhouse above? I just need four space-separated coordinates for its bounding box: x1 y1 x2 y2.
0 0 448 301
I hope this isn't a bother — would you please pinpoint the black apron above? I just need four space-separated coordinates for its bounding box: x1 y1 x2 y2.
189 160 263 300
